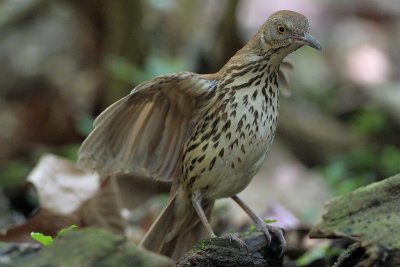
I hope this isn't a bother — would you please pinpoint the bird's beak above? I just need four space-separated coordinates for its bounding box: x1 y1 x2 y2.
293 32 322 51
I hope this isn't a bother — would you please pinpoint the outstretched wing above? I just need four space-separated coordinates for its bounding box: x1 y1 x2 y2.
78 72 218 181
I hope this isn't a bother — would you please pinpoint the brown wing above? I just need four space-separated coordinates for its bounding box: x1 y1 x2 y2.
78 72 218 181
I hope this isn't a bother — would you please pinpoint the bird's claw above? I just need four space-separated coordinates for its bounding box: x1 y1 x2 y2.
255 221 272 244
220 233 249 253
255 221 286 257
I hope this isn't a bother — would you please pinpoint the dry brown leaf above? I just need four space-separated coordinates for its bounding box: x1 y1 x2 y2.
0 209 80 243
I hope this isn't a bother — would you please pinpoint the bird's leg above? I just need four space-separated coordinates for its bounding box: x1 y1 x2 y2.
191 190 216 238
231 195 286 253
192 191 248 250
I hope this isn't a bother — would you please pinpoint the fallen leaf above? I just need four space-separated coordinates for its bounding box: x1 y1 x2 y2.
0 209 80 243
30 232 53 247
27 154 100 215
56 225 78 238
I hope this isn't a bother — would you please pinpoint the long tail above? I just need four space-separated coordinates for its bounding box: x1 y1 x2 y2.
139 189 214 260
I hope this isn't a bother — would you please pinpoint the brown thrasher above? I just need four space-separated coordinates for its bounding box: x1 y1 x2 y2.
78 10 321 260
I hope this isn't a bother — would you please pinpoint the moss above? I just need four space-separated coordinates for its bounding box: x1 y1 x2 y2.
6 228 173 267
191 239 210 252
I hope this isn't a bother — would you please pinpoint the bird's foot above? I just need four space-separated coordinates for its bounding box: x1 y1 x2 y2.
220 232 249 252
254 220 286 256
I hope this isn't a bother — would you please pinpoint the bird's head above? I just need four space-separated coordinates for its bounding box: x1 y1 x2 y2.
224 10 321 71
258 10 322 57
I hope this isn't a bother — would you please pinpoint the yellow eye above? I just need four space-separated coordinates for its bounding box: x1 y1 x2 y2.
277 25 286 34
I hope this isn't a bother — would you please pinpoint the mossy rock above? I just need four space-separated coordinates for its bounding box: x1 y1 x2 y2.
0 228 173 267
177 231 284 267
311 173 400 266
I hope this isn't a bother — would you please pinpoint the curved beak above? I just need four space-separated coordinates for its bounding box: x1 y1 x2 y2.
293 32 322 51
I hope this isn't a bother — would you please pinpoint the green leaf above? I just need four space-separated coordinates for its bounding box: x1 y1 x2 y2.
30 225 78 247
30 232 53 247
57 224 78 238
248 224 256 233
248 219 278 233
264 219 277 224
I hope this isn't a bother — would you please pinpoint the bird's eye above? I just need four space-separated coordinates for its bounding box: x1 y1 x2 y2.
277 25 286 34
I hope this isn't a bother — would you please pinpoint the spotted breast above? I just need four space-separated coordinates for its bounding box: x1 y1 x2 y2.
182 59 280 199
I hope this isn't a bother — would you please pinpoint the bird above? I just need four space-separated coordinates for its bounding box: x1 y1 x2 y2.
77 10 321 260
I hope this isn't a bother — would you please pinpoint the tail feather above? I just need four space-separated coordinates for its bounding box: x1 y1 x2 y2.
139 189 214 260
139 191 178 252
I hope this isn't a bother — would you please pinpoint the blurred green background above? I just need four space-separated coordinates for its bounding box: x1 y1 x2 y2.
0 0 400 237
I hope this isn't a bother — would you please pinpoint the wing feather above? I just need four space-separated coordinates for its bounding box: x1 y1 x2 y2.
157 114 184 177
78 72 217 181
